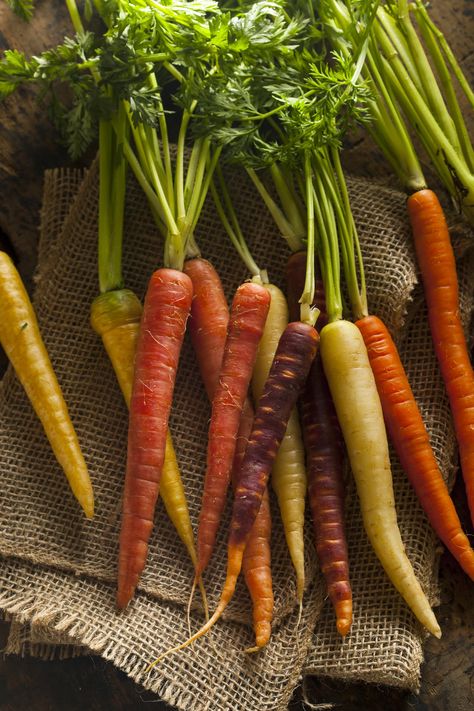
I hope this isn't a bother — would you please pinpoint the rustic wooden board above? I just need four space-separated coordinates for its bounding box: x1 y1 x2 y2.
0 1 473 709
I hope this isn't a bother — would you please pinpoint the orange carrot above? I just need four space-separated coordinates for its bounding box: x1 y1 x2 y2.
117 268 193 609
357 313 474 579
185 258 273 646
407 189 474 526
286 251 352 636
196 280 271 575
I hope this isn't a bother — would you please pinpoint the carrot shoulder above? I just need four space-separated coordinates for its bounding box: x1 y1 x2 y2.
0 251 93 518
407 189 474 526
357 313 474 580
117 268 193 609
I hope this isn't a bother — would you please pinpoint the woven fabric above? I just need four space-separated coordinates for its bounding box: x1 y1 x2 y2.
1 161 473 707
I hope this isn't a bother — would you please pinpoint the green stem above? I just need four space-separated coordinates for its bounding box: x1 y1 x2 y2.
374 18 474 204
98 118 112 293
269 163 306 241
211 166 266 281
65 0 84 34
413 0 474 109
246 168 303 252
300 152 317 326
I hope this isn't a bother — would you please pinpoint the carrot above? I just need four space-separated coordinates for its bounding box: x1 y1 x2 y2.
286 251 352 637
148 321 319 664
232 397 274 652
185 256 274 649
357 313 474 580
320 319 441 637
117 268 193 609
90 289 205 593
407 189 474 526
196 280 271 575
251 282 307 605
0 251 94 518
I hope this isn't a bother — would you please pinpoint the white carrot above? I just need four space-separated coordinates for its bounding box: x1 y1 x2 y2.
320 319 440 638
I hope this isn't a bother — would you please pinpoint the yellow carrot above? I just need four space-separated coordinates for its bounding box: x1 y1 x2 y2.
90 290 203 579
0 251 93 517
320 319 440 637
251 283 307 604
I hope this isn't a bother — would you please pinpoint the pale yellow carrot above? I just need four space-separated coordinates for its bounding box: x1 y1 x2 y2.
320 319 440 637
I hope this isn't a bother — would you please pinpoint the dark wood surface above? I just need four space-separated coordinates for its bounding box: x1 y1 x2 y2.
0 1 473 709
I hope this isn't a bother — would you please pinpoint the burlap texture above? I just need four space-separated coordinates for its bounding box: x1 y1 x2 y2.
1 160 473 707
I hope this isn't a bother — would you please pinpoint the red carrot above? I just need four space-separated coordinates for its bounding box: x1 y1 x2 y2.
197 280 271 574
184 258 229 401
185 258 274 645
357 313 474 580
117 268 193 609
286 252 352 636
407 189 474 526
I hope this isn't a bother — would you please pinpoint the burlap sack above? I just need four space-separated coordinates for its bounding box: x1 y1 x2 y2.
1 160 473 708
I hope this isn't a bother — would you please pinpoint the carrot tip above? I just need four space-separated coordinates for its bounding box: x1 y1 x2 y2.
244 644 265 654
336 618 352 637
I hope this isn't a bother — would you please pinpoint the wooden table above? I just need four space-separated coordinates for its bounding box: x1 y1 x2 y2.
1 2 473 709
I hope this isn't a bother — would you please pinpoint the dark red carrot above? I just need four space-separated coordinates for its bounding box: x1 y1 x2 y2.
117 268 193 609
357 313 474 580
286 252 352 636
197 280 271 574
148 321 319 664
407 189 474 526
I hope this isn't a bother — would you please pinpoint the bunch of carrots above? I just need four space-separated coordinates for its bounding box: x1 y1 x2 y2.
1 0 474 660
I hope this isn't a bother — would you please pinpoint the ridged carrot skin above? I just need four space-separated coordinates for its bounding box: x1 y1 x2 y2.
230 323 319 564
117 268 193 609
286 252 352 636
357 313 474 580
251 283 307 603
90 289 200 575
197 280 271 575
0 251 93 518
320 319 440 637
183 258 229 402
407 189 474 526
148 322 319 662
231 397 273 651
184 258 273 646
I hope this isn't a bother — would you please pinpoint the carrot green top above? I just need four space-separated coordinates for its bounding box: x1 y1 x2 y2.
318 0 474 222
